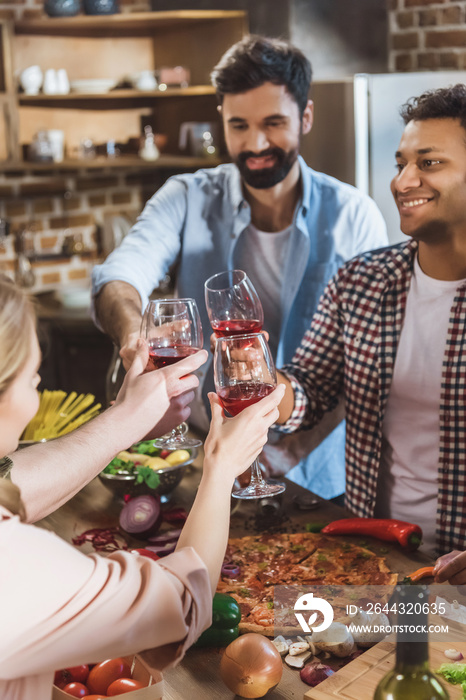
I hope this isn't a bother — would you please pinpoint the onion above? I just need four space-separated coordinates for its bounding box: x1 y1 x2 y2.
147 528 182 545
72 527 128 552
220 633 283 698
221 562 241 578
300 662 334 687
119 494 162 539
444 648 464 661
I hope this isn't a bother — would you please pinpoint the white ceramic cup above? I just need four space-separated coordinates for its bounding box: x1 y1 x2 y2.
46 129 65 162
43 68 59 95
20 65 43 95
135 70 157 91
56 69 70 95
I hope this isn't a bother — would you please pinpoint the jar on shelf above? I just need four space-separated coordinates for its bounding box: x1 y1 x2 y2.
44 0 80 17
83 0 120 14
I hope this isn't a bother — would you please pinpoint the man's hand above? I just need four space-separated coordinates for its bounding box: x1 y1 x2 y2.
113 339 208 442
434 550 466 585
119 331 141 371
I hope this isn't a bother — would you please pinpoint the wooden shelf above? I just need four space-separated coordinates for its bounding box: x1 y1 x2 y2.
19 85 216 108
15 10 247 37
1 154 222 173
3 11 245 178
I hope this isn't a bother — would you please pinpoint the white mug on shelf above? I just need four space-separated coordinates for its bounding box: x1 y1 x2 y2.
43 68 59 95
134 70 157 91
46 129 65 162
19 65 43 95
56 69 70 95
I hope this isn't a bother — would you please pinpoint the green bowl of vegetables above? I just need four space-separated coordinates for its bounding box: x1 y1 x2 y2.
99 441 196 499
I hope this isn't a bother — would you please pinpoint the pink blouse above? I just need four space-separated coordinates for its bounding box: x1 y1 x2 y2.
0 506 211 700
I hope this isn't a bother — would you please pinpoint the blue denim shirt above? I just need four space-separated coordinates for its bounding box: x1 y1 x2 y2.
92 157 388 498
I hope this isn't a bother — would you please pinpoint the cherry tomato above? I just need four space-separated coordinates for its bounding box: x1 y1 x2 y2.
54 665 90 689
63 682 89 698
160 450 170 459
87 658 132 695
107 678 145 695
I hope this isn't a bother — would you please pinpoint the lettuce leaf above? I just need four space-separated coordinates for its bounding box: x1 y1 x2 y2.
436 662 466 685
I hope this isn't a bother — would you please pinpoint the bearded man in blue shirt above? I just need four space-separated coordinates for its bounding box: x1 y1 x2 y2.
92 35 387 501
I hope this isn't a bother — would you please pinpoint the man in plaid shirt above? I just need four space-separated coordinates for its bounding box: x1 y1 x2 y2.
275 84 466 585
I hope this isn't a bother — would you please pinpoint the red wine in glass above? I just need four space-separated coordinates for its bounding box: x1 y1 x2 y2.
141 298 203 449
217 382 274 416
148 344 199 370
213 332 285 500
205 270 264 338
211 319 263 337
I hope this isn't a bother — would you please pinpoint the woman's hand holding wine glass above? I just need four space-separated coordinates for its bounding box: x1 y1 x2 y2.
141 298 204 448
213 332 286 499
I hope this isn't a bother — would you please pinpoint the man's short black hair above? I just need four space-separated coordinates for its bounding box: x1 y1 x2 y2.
400 83 466 132
211 35 312 117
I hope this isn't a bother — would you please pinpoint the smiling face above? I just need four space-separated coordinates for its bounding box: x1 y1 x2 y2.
391 118 466 243
221 82 313 190
0 324 41 455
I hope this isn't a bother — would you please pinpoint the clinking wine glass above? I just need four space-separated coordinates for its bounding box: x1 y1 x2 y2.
141 298 204 449
214 332 285 499
204 269 264 337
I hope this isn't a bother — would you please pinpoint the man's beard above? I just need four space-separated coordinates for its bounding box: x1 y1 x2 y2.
234 146 299 189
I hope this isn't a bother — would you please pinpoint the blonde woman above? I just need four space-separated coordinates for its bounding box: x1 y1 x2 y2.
0 275 284 699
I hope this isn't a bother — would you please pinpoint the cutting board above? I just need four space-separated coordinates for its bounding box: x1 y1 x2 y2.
304 632 465 699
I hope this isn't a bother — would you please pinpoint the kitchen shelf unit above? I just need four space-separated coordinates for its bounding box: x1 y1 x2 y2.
1 10 247 171
3 155 222 174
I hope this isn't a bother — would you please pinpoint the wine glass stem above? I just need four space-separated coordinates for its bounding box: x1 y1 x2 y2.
166 425 183 444
249 458 266 487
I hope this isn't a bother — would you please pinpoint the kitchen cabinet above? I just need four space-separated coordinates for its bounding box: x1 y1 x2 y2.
37 304 114 407
0 10 247 171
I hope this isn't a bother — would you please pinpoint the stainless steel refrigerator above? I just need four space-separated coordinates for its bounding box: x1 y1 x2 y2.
303 71 466 244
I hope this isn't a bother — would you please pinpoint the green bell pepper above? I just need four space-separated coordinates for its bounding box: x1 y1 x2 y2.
193 593 241 648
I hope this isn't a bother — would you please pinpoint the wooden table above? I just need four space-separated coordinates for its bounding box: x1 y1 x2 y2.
38 453 431 700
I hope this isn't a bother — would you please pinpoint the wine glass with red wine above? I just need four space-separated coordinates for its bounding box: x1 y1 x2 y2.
214 333 285 499
204 269 264 337
141 298 203 449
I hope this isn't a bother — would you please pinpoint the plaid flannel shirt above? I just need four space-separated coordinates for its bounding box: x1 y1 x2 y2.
280 238 466 555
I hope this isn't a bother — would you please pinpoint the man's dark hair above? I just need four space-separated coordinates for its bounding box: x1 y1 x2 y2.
400 83 466 131
211 35 312 117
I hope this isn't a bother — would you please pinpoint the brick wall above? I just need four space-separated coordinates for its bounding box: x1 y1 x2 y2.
388 0 466 71
0 0 152 292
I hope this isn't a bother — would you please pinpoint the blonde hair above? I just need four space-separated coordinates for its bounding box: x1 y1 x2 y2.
0 276 35 519
0 274 36 397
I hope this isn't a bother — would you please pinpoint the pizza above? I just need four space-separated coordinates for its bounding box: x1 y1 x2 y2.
217 532 398 636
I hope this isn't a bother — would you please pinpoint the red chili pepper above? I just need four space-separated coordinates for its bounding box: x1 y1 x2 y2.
321 518 423 550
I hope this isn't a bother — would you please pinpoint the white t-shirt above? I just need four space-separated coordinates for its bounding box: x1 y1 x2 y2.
233 223 292 360
375 256 466 556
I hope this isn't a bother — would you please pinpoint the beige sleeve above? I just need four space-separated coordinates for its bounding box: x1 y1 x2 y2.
0 512 212 679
